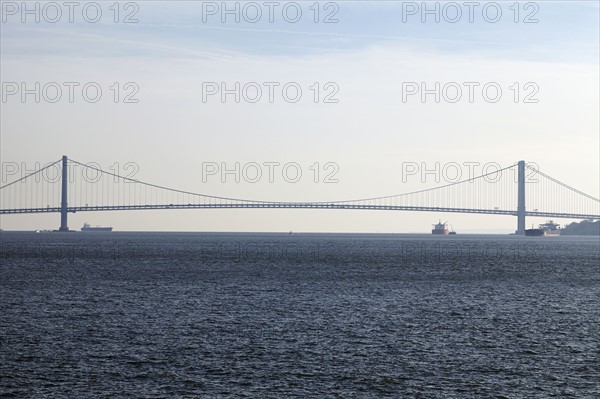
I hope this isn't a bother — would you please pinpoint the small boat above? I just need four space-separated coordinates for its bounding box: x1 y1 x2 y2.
449 225 457 235
525 220 560 236
432 220 449 235
81 222 113 232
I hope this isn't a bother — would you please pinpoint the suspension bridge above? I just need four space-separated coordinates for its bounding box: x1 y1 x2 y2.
1 156 598 234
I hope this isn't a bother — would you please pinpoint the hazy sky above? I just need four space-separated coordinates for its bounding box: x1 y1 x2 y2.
1 1 599 232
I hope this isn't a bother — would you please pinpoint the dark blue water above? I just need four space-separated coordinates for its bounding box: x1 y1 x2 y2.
1 232 599 398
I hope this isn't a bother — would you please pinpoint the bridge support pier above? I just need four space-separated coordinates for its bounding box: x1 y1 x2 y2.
58 155 69 232
516 160 526 235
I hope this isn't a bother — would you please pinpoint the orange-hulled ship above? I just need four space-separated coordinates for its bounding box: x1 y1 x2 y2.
432 221 449 235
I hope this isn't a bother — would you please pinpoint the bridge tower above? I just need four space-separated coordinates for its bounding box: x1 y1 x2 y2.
516 160 526 235
58 155 69 231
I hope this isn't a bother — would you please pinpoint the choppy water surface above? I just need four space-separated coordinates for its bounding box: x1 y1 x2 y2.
1 232 599 398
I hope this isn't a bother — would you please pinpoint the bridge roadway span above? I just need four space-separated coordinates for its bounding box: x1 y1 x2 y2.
2 203 598 220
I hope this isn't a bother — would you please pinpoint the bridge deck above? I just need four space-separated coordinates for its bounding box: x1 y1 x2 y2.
1 204 597 220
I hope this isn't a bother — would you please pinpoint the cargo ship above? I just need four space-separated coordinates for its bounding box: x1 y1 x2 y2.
525 220 560 236
432 221 449 235
81 223 113 232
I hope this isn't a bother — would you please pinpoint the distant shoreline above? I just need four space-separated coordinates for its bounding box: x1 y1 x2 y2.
561 220 600 236
1 230 599 237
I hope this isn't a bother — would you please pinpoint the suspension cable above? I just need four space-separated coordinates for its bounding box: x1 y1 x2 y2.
526 164 600 202
0 159 62 190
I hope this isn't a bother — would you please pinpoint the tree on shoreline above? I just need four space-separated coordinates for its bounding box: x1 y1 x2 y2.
561 219 600 236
